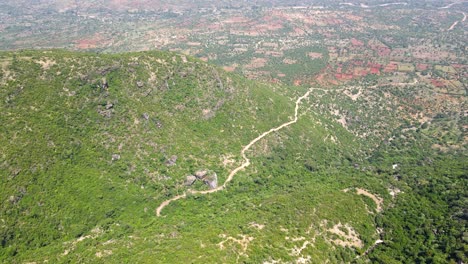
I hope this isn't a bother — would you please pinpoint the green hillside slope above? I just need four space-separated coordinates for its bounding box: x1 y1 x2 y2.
0 50 465 263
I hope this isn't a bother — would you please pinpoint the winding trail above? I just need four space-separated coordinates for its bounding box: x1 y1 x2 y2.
439 1 468 9
156 88 315 216
449 12 467 30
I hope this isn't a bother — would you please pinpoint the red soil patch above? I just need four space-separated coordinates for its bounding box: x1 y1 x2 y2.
335 73 354 80
351 38 364 47
246 57 268 69
76 40 97 49
223 66 236 72
368 62 382 69
417 64 429 71
384 62 398 72
367 63 382 74
352 67 369 77
431 79 445 87
369 42 391 57
74 33 113 49
292 27 307 35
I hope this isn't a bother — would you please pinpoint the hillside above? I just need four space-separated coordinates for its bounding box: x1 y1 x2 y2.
0 50 466 263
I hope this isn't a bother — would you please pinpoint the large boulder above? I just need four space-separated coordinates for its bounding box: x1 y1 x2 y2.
203 172 218 189
194 170 208 179
184 175 197 186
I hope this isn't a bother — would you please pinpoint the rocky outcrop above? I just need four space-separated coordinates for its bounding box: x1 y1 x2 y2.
186 170 218 189
203 172 218 189
185 175 197 186
194 170 207 178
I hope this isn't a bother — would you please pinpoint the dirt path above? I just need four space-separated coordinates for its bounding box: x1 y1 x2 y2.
449 21 459 30
340 2 407 8
448 12 466 30
156 88 316 216
439 1 468 9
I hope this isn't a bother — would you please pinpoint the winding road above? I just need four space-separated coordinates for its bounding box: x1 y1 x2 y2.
156 88 315 216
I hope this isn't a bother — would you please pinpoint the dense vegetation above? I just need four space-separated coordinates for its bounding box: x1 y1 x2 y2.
368 125 467 263
0 50 466 263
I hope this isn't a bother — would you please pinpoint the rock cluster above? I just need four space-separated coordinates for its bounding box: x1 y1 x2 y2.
185 169 218 189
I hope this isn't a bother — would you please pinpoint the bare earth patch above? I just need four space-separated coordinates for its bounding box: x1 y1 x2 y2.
221 154 236 167
333 109 348 128
36 58 56 70
290 241 313 256
95 250 113 258
249 222 265 230
343 188 383 212
388 187 402 199
62 227 103 256
246 57 268 69
326 222 363 248
218 234 254 257
343 87 362 101
223 64 238 72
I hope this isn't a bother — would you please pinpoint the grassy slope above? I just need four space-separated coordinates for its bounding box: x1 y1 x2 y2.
1 50 464 263
0 50 378 263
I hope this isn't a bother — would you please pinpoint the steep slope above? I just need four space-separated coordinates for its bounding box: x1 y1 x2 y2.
0 50 374 263
0 50 465 263
0 49 295 248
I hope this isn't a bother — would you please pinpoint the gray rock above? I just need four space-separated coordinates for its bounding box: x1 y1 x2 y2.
142 113 149 120
105 102 113 110
203 172 218 189
194 170 207 179
101 78 108 89
8 193 23 204
136 81 144 88
111 154 121 161
185 175 197 186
